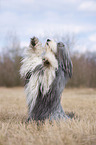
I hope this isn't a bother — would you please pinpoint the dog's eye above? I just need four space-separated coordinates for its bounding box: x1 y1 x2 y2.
43 59 50 67
44 60 50 66
46 42 49 45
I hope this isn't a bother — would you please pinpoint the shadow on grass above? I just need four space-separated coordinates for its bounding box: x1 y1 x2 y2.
65 111 79 119
0 111 79 124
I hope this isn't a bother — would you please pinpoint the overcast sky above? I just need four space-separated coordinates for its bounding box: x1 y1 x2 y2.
0 0 96 53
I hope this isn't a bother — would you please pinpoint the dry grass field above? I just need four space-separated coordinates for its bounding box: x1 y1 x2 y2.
0 87 96 145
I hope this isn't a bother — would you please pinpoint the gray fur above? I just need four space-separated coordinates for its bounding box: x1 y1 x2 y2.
26 42 72 122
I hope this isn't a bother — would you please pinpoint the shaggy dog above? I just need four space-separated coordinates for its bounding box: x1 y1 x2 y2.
20 37 73 122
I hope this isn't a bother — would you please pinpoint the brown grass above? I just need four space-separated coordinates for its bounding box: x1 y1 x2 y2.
0 87 96 145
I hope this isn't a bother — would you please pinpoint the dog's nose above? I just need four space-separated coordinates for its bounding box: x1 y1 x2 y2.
47 39 51 42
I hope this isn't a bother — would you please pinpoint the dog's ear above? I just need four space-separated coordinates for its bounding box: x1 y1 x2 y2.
57 42 73 78
30 37 39 47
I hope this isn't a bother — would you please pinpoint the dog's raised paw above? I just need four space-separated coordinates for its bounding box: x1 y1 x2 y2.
30 37 39 47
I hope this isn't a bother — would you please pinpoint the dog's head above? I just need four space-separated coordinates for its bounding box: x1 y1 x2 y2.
43 39 58 69
45 39 57 54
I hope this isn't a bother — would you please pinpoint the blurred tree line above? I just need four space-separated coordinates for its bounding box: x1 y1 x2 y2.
67 52 96 88
0 33 96 87
0 33 23 86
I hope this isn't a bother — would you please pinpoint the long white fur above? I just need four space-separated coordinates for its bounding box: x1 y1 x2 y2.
20 39 58 113
20 43 43 77
25 73 40 113
41 51 58 94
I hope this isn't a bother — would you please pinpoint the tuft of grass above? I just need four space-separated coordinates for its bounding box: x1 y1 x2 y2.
0 87 96 145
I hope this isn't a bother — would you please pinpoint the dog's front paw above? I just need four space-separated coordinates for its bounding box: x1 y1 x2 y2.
30 37 39 47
